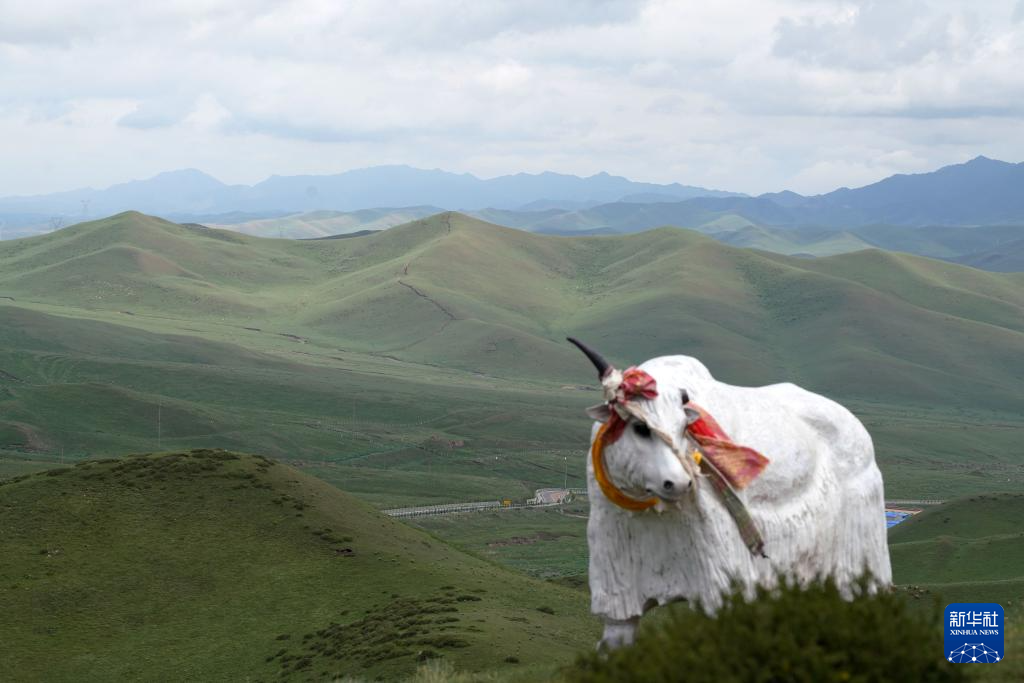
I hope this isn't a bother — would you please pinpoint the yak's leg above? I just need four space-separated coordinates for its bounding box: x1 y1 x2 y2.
598 616 639 651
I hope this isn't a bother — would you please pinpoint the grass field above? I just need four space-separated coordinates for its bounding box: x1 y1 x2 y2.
2 211 1022 508
890 493 1024 608
208 207 441 239
0 450 598 681
412 504 591 581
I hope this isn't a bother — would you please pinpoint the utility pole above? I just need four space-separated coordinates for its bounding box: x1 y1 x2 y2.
563 456 568 489
157 401 162 450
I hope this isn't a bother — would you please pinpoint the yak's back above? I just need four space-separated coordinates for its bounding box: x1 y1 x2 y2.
639 356 876 491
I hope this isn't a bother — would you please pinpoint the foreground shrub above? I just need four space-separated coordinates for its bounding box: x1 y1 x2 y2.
566 578 964 683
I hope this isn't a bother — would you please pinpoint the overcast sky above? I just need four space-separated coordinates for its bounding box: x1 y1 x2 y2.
2 0 1023 196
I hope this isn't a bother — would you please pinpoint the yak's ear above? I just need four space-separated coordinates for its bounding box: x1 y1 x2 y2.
684 406 701 426
586 403 612 422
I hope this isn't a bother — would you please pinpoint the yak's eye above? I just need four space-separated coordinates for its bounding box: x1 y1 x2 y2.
632 422 651 438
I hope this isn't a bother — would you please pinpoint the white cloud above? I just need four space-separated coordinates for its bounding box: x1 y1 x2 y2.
0 0 1022 196
476 62 533 93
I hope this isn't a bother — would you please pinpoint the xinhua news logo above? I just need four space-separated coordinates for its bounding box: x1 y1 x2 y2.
945 603 1003 664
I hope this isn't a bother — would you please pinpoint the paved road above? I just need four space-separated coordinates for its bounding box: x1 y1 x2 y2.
383 488 584 518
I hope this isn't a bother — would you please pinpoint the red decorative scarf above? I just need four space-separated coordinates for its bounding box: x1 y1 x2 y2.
685 403 769 490
601 366 658 444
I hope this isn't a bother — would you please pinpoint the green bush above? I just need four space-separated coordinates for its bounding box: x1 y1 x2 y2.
566 577 964 683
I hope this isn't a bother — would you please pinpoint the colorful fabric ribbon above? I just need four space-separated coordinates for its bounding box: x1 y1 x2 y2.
685 403 770 491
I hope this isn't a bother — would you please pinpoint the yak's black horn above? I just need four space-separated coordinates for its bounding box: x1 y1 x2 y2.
566 337 612 379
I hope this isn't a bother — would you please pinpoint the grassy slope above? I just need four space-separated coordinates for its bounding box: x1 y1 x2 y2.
956 238 1024 273
0 450 597 681
889 494 1024 682
476 204 1024 266
710 224 876 257
3 211 1023 388
890 493 1024 607
411 505 590 581
852 223 1024 262
209 207 442 239
0 304 594 506
1 211 1023 502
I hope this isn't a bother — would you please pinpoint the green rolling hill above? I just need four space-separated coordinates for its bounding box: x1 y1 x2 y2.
0 450 597 681
890 493 1024 609
1 210 1022 504
459 201 1024 267
5 210 1023 390
955 238 1024 273
0 303 594 507
699 224 875 257
207 206 444 239
851 223 1024 262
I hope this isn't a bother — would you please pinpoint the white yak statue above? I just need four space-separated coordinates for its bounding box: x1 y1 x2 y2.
566 338 892 650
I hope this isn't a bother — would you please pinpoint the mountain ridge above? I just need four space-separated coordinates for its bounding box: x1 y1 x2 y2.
3 210 1022 410
4 157 1024 251
513 156 1024 237
0 165 740 218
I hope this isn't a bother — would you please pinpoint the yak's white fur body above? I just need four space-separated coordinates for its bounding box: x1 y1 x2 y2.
586 355 891 644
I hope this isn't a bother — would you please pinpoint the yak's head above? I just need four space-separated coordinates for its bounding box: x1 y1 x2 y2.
568 337 699 505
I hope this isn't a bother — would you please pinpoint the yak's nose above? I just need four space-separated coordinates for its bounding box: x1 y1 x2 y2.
662 479 691 493
646 478 690 498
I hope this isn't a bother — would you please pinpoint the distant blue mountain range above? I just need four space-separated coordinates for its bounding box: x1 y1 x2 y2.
0 165 739 218
758 156 1024 227
2 156 1022 241
482 156 1024 234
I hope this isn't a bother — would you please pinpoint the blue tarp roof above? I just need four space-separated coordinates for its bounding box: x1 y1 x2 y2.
885 510 912 528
